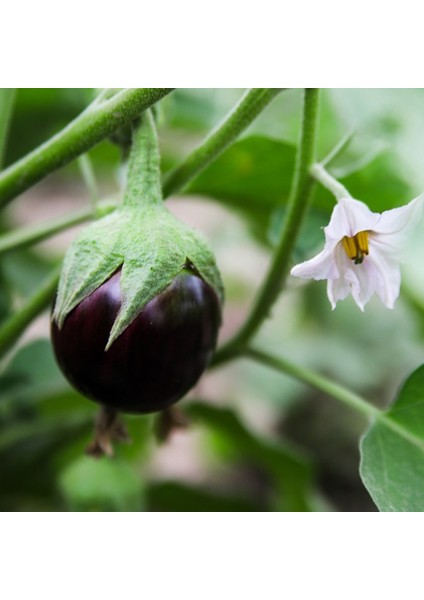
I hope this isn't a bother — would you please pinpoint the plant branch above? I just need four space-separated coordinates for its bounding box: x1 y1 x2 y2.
320 127 356 167
123 110 162 209
162 88 284 198
0 266 60 359
0 88 174 208
310 162 351 201
245 347 424 451
0 89 16 169
213 89 321 366
245 346 380 419
0 199 117 256
0 90 284 255
77 154 99 208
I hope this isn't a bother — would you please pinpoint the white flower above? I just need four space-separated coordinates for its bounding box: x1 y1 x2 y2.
291 196 423 310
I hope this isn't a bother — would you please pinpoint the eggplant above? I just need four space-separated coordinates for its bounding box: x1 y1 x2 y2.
51 268 221 414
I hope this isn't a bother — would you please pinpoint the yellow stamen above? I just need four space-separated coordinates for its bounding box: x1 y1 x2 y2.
356 231 369 256
342 231 369 265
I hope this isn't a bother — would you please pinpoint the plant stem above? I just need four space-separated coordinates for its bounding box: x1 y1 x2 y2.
123 110 162 210
0 88 174 208
246 346 380 419
77 154 99 208
310 162 351 201
0 266 60 359
245 347 424 451
0 200 117 256
0 90 281 255
162 88 284 198
213 88 321 366
320 128 355 167
0 89 16 169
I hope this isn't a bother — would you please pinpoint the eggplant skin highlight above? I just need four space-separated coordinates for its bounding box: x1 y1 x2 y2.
51 270 221 414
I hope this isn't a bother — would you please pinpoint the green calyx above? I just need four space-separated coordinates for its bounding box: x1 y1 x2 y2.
53 110 224 350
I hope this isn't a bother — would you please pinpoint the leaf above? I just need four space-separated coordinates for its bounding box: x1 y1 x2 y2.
0 339 69 407
186 135 412 246
185 402 322 512
59 456 144 512
187 136 296 245
360 364 424 511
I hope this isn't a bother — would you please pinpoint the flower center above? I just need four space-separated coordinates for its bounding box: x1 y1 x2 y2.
342 231 369 265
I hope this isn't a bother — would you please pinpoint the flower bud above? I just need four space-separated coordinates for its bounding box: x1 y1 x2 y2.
51 267 221 414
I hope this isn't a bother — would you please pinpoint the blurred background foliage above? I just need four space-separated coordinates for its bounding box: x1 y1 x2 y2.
1 88 424 512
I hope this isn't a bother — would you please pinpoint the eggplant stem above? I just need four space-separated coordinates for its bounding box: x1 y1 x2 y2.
86 406 130 458
155 406 190 443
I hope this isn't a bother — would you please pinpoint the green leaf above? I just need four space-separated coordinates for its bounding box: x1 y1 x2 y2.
360 364 424 511
59 456 144 511
187 136 296 245
186 135 412 246
0 339 69 407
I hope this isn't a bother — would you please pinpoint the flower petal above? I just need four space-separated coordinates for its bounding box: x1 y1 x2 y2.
327 244 377 311
324 198 380 242
371 195 424 258
367 241 401 309
291 243 339 281
373 194 423 236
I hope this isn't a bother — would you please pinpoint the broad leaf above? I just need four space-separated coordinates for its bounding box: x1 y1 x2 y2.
360 364 424 511
59 456 144 512
186 135 412 246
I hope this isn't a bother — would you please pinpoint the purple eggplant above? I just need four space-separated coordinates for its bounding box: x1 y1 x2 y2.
51 268 221 414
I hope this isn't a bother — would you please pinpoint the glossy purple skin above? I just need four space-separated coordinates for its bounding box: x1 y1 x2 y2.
51 270 221 414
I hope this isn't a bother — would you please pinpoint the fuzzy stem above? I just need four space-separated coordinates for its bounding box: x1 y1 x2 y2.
246 347 380 419
163 88 284 198
0 90 282 255
0 266 60 359
77 154 99 208
245 347 424 451
123 110 162 210
0 89 16 169
0 88 173 208
310 162 352 201
320 128 356 167
0 200 117 256
213 89 321 366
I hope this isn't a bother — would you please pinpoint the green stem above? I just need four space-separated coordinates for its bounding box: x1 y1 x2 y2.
162 88 284 198
246 346 380 419
213 88 321 366
0 200 117 256
0 89 16 169
0 88 173 208
123 110 162 210
0 90 281 255
320 128 355 167
310 162 351 201
245 347 424 451
77 154 99 208
0 266 60 359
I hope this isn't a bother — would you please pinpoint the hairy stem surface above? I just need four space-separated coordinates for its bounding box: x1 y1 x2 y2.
163 88 284 198
213 89 321 365
0 89 16 169
0 88 173 207
0 266 60 359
